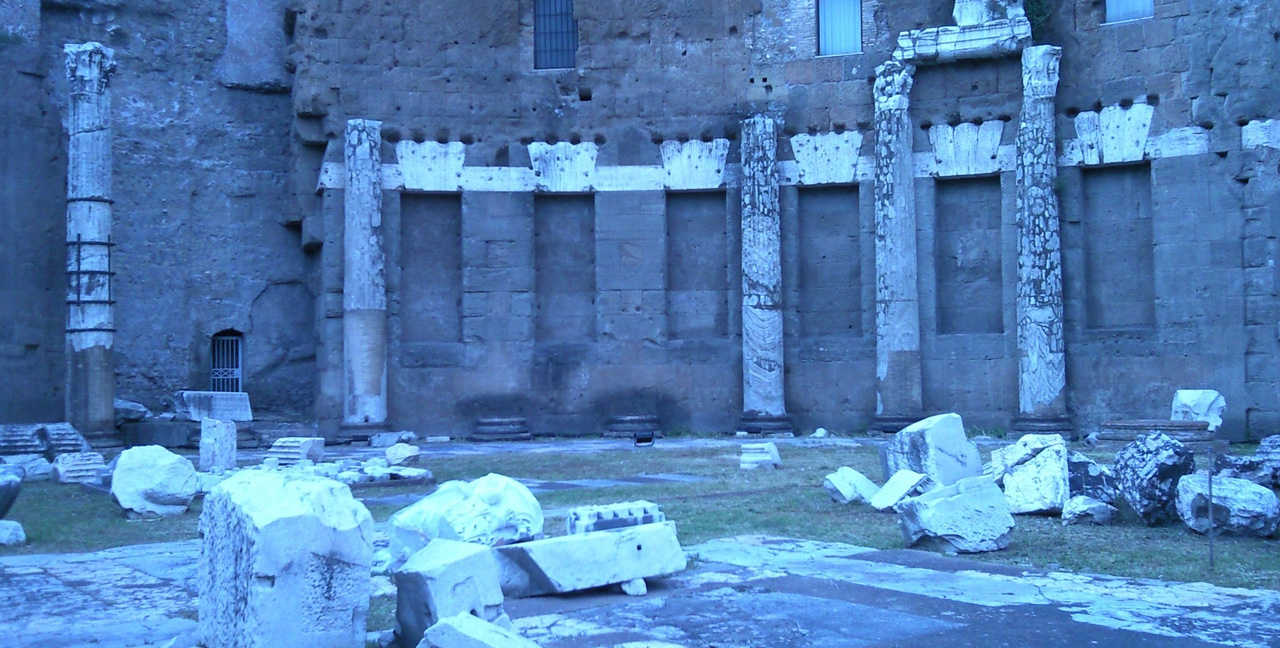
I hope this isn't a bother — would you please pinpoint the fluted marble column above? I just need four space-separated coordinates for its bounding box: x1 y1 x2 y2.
342 119 387 430
872 60 924 433
1014 45 1071 435
64 42 118 441
738 115 791 435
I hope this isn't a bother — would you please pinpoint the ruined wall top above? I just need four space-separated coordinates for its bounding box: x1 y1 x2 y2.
873 60 915 111
953 0 1025 27
64 42 116 95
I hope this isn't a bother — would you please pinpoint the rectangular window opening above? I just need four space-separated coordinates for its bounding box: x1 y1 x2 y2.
1105 0 1154 23
535 0 578 69
211 334 243 392
818 0 862 56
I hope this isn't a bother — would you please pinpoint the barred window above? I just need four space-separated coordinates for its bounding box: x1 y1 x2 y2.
1105 0 1154 23
535 0 577 69
818 0 862 56
211 331 243 392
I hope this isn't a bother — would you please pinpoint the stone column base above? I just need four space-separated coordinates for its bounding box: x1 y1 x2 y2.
338 421 389 443
81 429 125 451
470 416 532 442
1012 415 1075 440
738 414 793 437
603 415 662 440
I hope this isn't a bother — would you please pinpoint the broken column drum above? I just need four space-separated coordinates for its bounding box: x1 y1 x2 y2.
738 115 791 434
1014 45 1071 435
64 42 118 440
342 119 388 430
872 60 924 432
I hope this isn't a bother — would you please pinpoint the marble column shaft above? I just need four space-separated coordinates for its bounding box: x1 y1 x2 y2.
342 119 387 428
1015 45 1069 423
872 60 923 428
64 42 117 435
739 115 789 429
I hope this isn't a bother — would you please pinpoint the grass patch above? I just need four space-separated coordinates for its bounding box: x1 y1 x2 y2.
4 442 1278 591
368 595 395 633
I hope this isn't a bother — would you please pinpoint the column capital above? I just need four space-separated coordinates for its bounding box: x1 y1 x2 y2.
64 42 116 94
345 119 383 149
874 59 915 111
1021 45 1062 100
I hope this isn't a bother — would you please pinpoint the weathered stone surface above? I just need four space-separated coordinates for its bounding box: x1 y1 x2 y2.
895 476 1014 553
0 520 25 546
40 423 90 456
266 436 325 465
0 454 51 482
115 398 150 426
421 613 541 648
1002 442 1069 514
740 442 781 470
343 118 388 429
199 470 374 648
1170 390 1226 432
0 467 21 518
1213 453 1272 487
884 413 981 487
199 418 237 473
1114 433 1196 525
111 446 198 518
51 451 108 485
1068 452 1117 503
0 424 43 455
566 501 665 534
173 391 253 422
823 467 880 505
1175 473 1280 537
871 470 930 511
388 474 543 564
371 430 417 448
988 434 1064 483
395 539 509 648
1254 436 1280 486
1061 495 1116 526
386 443 422 466
494 521 686 598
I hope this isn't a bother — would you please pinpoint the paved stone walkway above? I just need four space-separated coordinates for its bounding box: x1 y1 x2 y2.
3 534 1278 648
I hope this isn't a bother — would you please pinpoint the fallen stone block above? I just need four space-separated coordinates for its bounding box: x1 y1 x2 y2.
1114 432 1195 525
884 413 981 487
0 520 24 546
1061 495 1116 526
740 442 781 469
620 578 647 596
1212 453 1272 487
389 473 543 565
173 391 253 422
823 467 880 505
371 430 418 448
0 454 51 482
870 470 930 511
266 436 325 465
987 434 1064 484
39 423 90 455
0 467 21 518
566 501 665 534
1254 436 1280 487
1175 473 1280 537
0 424 45 455
420 613 541 648
811 427 829 438
111 446 198 518
895 475 1014 553
199 418 237 473
51 451 108 485
1170 389 1226 431
1068 452 1117 503
199 471 373 648
387 443 422 466
395 539 509 648
494 521 686 598
988 435 1069 514
114 398 151 426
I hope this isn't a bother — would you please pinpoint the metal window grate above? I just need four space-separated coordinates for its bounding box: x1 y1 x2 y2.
534 0 577 69
1105 0 1153 23
818 0 863 56
211 334 242 392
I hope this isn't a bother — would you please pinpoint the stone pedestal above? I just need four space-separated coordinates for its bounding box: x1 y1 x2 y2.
872 60 924 433
1013 46 1071 437
342 119 388 431
63 43 118 443
738 115 791 435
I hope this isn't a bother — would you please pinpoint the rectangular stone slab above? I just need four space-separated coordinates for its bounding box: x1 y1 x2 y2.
494 521 686 598
174 391 253 422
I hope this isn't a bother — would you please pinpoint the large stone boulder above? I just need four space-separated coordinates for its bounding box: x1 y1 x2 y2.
388 474 543 565
1061 495 1116 526
395 539 510 648
1175 473 1280 537
199 471 374 648
51 452 108 485
1213 453 1272 487
1068 452 1117 503
823 467 880 505
1170 389 1226 431
114 398 151 426
494 521 686 598
0 520 24 546
1255 435 1280 486
1114 433 1195 525
0 466 21 518
110 446 198 518
421 613 541 648
387 443 423 466
0 454 51 482
884 413 981 487
987 434 1069 514
894 476 1014 553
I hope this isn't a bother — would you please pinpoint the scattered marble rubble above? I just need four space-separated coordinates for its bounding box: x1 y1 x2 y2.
495 521 687 598
894 475 1014 553
740 442 781 469
421 613 541 648
386 442 422 466
388 474 544 567
52 451 108 485
1067 451 1117 503
265 436 326 465
1170 389 1226 431
110 445 198 518
0 519 24 547
114 398 151 426
1114 432 1195 525
987 434 1069 514
172 390 252 422
566 500 665 534
1061 495 1116 526
371 430 418 448
871 470 931 511
884 413 982 487
395 539 511 648
1176 473 1280 537
0 454 52 481
823 467 880 505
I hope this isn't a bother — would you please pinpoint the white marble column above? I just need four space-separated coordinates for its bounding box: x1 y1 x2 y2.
342 119 387 429
739 114 791 435
1014 45 1071 434
64 42 117 441
872 59 924 433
